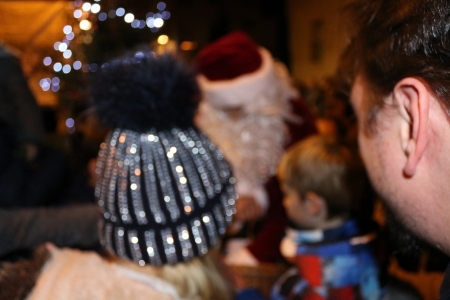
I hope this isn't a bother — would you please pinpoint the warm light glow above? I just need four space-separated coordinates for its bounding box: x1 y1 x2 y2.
83 34 93 44
157 35 169 45
180 41 197 51
79 20 92 30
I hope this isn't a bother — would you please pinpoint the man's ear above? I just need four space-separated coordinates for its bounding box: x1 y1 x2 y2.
393 77 430 177
305 191 326 216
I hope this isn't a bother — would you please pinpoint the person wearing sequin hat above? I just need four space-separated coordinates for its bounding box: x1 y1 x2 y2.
195 31 317 266
19 52 237 300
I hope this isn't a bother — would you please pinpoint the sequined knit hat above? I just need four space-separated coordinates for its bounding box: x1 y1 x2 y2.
92 52 237 266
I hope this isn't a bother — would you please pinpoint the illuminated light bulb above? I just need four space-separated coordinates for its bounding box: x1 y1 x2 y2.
180 41 197 51
66 32 75 40
58 42 68 52
62 64 71 74
73 61 82 70
82 2 91 11
43 57 52 66
54 42 61 51
124 13 134 23
157 35 169 45
79 20 92 30
53 63 62 72
63 50 72 59
116 7 125 17
98 12 107 21
131 20 139 28
154 18 164 28
157 2 166 10
146 17 154 28
39 78 51 91
162 11 171 19
63 25 72 34
91 3 100 14
73 9 82 18
66 118 75 128
51 77 60 85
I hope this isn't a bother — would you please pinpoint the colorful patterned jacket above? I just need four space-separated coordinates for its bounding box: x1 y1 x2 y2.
271 219 381 300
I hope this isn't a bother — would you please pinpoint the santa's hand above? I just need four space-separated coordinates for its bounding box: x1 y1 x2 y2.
234 195 265 222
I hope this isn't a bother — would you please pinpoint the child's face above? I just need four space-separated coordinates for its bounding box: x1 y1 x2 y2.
281 184 318 229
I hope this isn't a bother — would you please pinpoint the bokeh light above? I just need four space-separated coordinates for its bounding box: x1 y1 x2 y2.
124 13 134 23
73 61 82 70
43 57 52 66
116 7 125 17
154 18 164 28
157 35 169 45
91 3 101 14
82 2 91 12
53 63 62 72
63 25 72 34
79 20 92 30
73 9 82 18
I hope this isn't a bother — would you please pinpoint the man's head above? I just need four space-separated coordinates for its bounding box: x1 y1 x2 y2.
278 135 364 228
347 0 450 253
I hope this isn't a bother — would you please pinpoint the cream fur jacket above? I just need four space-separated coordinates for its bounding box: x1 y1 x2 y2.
0 245 180 300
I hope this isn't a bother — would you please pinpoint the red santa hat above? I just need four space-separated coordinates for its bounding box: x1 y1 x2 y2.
196 31 277 109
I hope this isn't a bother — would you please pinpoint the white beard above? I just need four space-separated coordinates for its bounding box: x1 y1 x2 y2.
196 77 299 194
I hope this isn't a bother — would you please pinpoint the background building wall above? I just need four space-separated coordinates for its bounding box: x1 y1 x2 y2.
287 0 349 84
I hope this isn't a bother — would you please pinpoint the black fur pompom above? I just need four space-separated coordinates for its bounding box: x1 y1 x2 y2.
90 52 200 132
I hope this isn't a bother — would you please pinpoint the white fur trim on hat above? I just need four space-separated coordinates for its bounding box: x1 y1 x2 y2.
197 47 277 109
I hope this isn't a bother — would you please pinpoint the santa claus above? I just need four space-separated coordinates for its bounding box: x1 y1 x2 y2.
195 31 317 265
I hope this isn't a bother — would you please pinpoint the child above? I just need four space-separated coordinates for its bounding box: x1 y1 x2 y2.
2 52 238 300
271 134 381 300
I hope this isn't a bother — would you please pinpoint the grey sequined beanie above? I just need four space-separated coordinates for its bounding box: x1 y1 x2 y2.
92 51 237 266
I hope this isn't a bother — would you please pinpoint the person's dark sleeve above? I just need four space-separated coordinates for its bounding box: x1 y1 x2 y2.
247 176 287 262
4 56 45 145
0 204 100 257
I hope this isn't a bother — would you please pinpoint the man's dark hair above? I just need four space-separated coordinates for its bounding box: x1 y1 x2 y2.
346 0 450 117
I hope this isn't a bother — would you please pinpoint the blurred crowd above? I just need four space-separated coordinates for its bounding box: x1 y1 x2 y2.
1 4 449 298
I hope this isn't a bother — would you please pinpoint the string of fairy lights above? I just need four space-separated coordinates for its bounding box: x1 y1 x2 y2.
39 1 170 93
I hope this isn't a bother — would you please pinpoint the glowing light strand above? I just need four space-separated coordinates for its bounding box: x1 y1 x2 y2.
41 1 170 93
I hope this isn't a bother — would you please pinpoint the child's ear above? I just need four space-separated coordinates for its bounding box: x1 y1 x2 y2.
305 191 326 216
